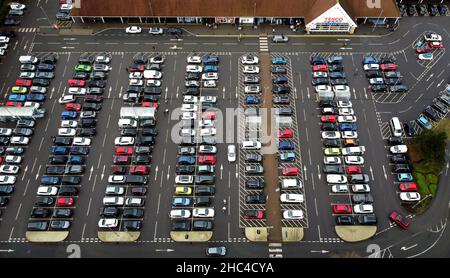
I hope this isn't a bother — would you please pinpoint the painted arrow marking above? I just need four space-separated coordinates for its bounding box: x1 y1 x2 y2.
400 244 418 251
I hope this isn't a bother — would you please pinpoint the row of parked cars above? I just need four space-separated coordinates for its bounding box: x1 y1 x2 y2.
398 1 448 17
415 32 444 61
362 55 408 93
56 0 74 21
310 55 351 97
3 2 25 26
170 54 221 232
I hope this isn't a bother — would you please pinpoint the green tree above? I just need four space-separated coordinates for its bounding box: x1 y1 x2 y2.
413 130 447 167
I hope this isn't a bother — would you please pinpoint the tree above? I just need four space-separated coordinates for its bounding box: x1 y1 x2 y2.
413 130 447 168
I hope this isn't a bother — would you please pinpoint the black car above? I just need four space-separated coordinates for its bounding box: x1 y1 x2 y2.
64 166 85 175
88 80 106 88
143 87 162 95
52 209 73 218
80 118 97 128
73 72 90 80
140 119 156 127
78 56 94 64
272 85 290 94
185 72 200 81
194 185 215 195
31 208 52 218
387 136 403 145
432 101 448 115
121 129 137 136
133 155 151 165
133 55 148 64
335 215 354 225
424 106 440 121
27 221 48 231
0 196 9 206
141 128 158 136
42 55 58 65
0 30 15 38
193 220 214 231
167 27 183 36
370 84 388 92
99 207 120 217
357 214 377 225
46 166 65 175
194 196 212 207
4 18 21 26
365 70 382 78
32 78 50 87
319 100 337 108
58 186 79 196
272 76 288 84
0 137 9 145
323 165 344 174
330 79 348 86
53 137 72 146
416 3 427 16
136 136 155 146
61 176 81 185
83 103 102 111
273 96 290 104
438 3 448 15
172 220 191 231
328 64 343 72
352 193 374 203
391 155 409 164
323 139 341 148
0 186 13 195
310 56 326 65
182 88 199 96
403 122 415 137
381 56 396 64
175 165 195 174
329 72 347 79
271 67 287 74
311 78 329 86
321 123 337 131
245 179 265 189
406 4 416 16
76 128 96 137
135 146 152 155
245 194 266 204
35 196 55 206
122 208 144 218
70 147 90 155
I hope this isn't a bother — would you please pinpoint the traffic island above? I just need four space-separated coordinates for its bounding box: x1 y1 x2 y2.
281 227 304 242
59 28 93 36
335 225 377 242
26 231 69 242
97 231 140 242
245 227 268 242
170 231 212 242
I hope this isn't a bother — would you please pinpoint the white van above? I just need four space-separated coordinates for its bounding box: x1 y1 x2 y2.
242 141 261 150
118 119 138 128
281 179 302 189
19 55 39 64
390 117 403 137
342 146 366 156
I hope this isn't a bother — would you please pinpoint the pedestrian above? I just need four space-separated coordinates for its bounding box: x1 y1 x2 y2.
272 28 275 33
152 46 155 51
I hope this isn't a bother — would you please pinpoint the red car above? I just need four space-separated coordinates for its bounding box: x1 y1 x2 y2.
399 182 418 192
389 211 409 229
68 79 86 87
127 65 145 72
332 204 352 214
321 115 337 123
0 157 3 164
282 167 298 176
115 147 134 155
346 165 362 175
380 63 397 71
141 102 158 109
201 111 216 120
5 101 23 107
65 103 82 111
15 79 32 86
429 41 443 49
57 197 74 207
277 129 293 138
112 165 127 174
243 210 264 219
130 165 150 175
198 155 216 165
416 44 431 53
312 65 328 72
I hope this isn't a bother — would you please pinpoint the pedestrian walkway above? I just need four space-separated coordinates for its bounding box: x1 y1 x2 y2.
259 36 269 52
17 27 37 33
268 243 283 258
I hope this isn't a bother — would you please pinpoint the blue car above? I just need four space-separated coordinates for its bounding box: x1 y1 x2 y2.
201 54 219 65
51 146 69 155
327 56 343 65
310 56 326 65
172 197 192 207
203 65 218 72
8 94 26 102
245 96 260 105
177 155 196 165
61 111 78 120
26 93 45 102
272 57 288 65
278 140 295 150
339 123 358 131
397 173 413 182
362 56 379 65
41 176 61 185
416 114 432 130
69 156 85 165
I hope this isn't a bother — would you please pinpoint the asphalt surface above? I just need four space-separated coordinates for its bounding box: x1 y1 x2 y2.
0 0 449 258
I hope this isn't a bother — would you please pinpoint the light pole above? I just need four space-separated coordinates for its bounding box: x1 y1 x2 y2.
412 194 433 209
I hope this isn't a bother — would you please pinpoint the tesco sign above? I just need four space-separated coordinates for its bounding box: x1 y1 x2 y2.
324 17 344 25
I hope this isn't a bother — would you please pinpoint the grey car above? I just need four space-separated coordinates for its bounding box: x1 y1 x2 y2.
246 164 264 174
245 153 262 162
352 193 374 203
50 220 71 230
35 71 55 79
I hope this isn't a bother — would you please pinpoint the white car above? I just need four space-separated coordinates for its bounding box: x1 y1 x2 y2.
344 156 365 165
129 79 144 86
181 112 196 120
187 56 202 64
363 64 380 71
58 95 76 104
0 36 9 43
242 141 261 150
199 120 214 127
129 72 143 79
149 27 163 35
98 218 118 228
105 186 125 195
280 193 304 203
146 79 161 87
175 175 194 184
333 85 350 94
0 165 19 174
24 101 40 109
95 55 112 64
185 81 200 87
180 129 195 137
351 184 371 193
125 197 145 207
241 55 259 65
0 49 5 56
170 209 191 219
331 185 349 193
244 85 261 94
399 192 421 202
58 128 76 136
108 175 126 184
337 100 352 108
103 197 125 205
0 175 16 185
144 70 162 79
60 3 73 10
243 65 260 74
200 128 216 136
202 72 218 80
324 157 342 165
0 128 12 136
200 96 217 103
183 96 198 103
68 87 87 95
203 80 217 88
424 33 442 42
354 204 374 214
125 26 142 34
9 2 26 10
227 145 236 162
321 131 340 139
5 156 21 164
150 56 165 64
181 104 198 112
192 208 215 218
418 53 433 60
186 65 203 73
283 210 304 220
315 85 332 94
114 137 135 146
390 145 408 154
199 145 217 154
338 108 354 115
37 186 58 196
341 131 358 139
326 174 347 184
369 77 384 85
60 120 77 128
313 71 328 78
118 119 138 128
337 115 357 123
20 72 35 79
73 137 91 146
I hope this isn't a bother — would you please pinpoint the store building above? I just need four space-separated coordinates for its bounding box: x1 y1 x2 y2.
70 0 400 33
